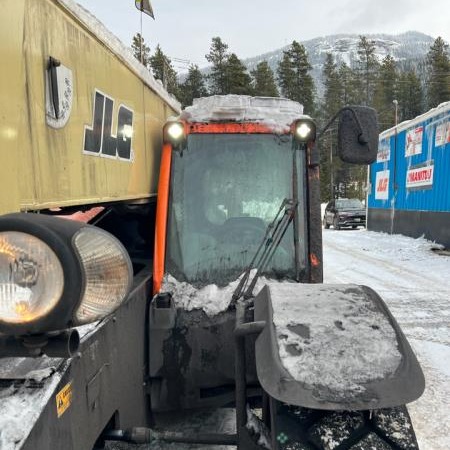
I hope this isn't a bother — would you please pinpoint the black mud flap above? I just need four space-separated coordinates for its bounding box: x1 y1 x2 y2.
270 400 420 450
254 283 424 411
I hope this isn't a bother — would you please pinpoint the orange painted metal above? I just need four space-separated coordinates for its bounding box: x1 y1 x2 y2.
153 143 172 294
187 122 279 135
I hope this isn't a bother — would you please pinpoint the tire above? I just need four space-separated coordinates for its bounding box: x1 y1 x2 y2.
273 403 419 450
333 218 340 230
323 218 330 229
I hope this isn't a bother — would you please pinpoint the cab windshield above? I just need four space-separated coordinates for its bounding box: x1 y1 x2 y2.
166 133 307 287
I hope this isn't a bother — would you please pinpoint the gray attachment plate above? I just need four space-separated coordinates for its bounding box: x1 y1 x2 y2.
254 283 425 410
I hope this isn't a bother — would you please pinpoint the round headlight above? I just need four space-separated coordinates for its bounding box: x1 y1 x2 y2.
293 117 316 143
73 227 132 325
296 123 312 139
163 121 185 145
0 213 132 336
0 232 64 324
167 122 184 140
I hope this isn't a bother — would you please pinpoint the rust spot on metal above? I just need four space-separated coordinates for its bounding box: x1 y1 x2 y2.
310 253 320 266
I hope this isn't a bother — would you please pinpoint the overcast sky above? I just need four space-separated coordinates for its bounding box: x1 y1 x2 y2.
76 0 450 71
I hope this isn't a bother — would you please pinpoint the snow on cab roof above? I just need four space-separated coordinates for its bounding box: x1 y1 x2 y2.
180 95 306 133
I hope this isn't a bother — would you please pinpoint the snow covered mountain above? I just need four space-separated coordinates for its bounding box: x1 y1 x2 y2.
245 31 432 70
242 31 434 95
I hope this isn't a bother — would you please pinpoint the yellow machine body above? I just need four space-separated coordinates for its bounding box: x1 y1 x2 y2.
0 0 180 215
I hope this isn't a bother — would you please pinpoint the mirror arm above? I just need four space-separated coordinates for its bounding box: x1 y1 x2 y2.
317 107 367 144
317 110 341 140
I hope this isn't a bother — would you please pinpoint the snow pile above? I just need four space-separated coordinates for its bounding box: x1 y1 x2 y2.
310 411 364 450
246 406 271 449
373 408 414 448
0 364 66 449
180 95 305 133
161 271 270 317
56 0 180 112
269 283 402 399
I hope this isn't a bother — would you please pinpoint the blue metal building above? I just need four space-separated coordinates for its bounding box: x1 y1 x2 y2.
367 101 450 247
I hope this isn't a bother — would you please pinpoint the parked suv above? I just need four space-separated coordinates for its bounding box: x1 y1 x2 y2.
323 198 366 230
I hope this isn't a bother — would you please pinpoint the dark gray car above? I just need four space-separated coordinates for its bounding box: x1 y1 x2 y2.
323 198 366 229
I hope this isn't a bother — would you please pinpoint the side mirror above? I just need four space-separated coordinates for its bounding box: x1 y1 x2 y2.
337 106 378 164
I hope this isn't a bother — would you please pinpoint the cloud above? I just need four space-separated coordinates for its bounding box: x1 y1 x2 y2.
330 0 409 33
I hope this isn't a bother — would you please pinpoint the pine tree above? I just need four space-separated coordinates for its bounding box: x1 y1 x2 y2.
131 33 151 68
338 63 361 105
149 45 180 98
374 55 398 128
178 64 208 108
397 70 423 121
277 41 315 114
426 37 450 108
251 61 279 97
205 37 230 95
322 53 342 117
224 53 253 95
320 54 342 201
355 36 379 106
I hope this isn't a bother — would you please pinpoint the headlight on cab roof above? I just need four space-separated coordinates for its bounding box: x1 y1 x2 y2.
0 213 132 336
292 116 316 143
163 120 186 146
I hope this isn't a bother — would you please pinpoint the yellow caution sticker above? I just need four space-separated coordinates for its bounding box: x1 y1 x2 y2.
56 381 73 418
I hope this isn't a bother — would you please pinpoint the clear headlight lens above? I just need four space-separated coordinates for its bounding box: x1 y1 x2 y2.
166 122 184 141
0 232 64 324
296 123 312 139
73 227 132 324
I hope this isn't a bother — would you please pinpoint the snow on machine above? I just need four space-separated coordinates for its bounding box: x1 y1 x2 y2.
0 2 424 449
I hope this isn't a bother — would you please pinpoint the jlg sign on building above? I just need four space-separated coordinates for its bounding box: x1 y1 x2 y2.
375 170 390 200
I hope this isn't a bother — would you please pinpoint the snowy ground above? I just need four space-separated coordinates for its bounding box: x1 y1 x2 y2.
109 227 449 450
322 227 450 450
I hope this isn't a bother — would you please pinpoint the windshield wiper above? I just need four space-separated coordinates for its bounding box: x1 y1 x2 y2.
231 198 297 304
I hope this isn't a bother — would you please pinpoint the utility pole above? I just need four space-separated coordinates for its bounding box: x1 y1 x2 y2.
330 135 334 200
393 99 398 127
391 99 399 234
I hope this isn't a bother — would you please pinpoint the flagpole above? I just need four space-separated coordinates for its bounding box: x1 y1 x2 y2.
140 5 143 64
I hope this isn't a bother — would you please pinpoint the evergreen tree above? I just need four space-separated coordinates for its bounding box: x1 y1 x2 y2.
338 63 361 105
355 36 379 105
426 37 450 108
397 70 423 121
205 37 230 95
374 55 398 128
322 53 342 117
277 41 315 114
178 64 208 108
251 61 279 97
319 54 342 201
149 45 180 98
224 53 253 95
131 33 151 68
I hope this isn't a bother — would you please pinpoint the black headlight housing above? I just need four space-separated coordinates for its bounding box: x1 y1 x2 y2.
0 213 132 337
